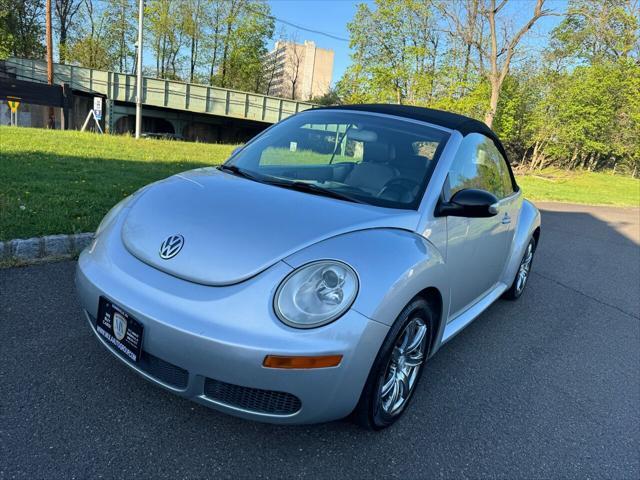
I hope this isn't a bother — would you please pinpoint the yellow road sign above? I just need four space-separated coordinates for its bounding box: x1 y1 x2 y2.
8 100 20 112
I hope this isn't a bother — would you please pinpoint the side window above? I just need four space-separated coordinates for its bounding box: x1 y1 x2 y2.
482 136 515 196
447 133 507 199
498 153 515 196
502 164 515 195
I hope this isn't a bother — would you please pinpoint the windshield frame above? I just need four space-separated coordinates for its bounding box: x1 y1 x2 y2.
224 109 453 211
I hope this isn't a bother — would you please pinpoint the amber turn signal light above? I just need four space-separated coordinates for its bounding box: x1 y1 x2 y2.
263 354 343 369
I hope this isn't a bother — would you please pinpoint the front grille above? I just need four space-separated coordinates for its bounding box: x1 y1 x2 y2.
203 377 301 416
89 313 189 390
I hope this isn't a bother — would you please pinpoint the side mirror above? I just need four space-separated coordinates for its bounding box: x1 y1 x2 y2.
436 188 499 218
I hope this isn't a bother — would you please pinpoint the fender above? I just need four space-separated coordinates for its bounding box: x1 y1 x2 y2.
502 199 541 286
283 228 450 330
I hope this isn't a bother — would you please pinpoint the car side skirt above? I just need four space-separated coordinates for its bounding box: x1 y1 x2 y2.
440 282 509 344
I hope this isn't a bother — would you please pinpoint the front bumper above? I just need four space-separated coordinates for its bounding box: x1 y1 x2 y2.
75 219 389 424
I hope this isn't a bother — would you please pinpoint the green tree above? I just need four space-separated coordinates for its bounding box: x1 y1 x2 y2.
341 0 551 128
531 59 640 173
528 0 640 174
338 0 438 105
311 88 342 106
66 0 114 70
231 1 274 91
104 0 136 73
0 0 45 60
54 0 83 63
479 0 552 127
182 0 204 82
67 37 113 69
491 68 543 164
146 0 184 78
201 0 226 84
212 0 274 90
0 8 14 59
549 0 640 64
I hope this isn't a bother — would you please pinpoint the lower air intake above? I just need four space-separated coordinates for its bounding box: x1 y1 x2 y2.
203 377 301 416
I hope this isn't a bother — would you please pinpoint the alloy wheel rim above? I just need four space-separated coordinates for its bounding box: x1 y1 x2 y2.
516 243 534 294
379 317 428 416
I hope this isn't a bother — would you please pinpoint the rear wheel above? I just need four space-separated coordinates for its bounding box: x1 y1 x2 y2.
354 298 433 430
503 237 536 300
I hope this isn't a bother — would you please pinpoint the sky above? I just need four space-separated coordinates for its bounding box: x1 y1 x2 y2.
266 0 568 86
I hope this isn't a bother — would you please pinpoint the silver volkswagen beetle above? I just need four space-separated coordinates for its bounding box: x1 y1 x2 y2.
76 104 540 429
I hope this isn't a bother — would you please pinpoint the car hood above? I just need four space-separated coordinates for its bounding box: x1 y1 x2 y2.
121 168 420 286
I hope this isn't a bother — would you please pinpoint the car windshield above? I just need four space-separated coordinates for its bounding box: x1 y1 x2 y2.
225 110 450 209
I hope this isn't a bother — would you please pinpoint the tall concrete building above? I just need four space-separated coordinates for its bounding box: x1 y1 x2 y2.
266 40 334 101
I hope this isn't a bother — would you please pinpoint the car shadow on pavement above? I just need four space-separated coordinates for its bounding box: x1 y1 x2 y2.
1 203 638 479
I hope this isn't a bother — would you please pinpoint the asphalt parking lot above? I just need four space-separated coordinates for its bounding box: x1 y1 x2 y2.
1 202 639 479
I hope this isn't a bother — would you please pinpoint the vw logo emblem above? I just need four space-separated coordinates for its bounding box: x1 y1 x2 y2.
159 234 184 259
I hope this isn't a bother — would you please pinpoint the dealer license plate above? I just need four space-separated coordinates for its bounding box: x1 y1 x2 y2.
96 296 144 362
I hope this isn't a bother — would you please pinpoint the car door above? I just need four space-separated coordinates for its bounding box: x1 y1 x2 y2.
443 133 514 318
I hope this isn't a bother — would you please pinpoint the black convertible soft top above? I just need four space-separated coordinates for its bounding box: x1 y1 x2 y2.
317 103 510 163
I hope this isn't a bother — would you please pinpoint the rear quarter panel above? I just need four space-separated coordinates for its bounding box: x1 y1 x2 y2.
502 198 541 285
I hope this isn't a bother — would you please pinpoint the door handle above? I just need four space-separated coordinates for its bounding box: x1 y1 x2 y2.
501 213 511 225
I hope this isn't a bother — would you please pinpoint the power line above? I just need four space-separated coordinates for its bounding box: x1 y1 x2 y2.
242 4 349 42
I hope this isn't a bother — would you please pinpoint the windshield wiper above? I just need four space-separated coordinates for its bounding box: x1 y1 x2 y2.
217 164 261 182
219 166 365 204
264 179 366 204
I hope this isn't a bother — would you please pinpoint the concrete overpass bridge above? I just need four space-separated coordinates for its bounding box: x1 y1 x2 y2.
3 57 315 142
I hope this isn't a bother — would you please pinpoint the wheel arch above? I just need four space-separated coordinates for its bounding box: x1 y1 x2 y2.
414 286 443 358
532 226 541 247
283 227 451 331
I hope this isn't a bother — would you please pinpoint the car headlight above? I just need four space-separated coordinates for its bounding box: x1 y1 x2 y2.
95 195 132 236
275 260 359 328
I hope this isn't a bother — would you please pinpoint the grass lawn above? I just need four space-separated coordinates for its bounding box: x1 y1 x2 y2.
515 168 639 207
1 126 235 241
1 126 638 241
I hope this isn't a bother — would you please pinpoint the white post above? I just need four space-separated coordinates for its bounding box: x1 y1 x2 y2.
135 0 144 139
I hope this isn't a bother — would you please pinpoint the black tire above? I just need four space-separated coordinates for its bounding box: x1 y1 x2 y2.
503 236 537 300
353 297 434 430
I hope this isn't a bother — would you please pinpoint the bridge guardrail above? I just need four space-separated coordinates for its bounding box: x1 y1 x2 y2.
5 58 315 124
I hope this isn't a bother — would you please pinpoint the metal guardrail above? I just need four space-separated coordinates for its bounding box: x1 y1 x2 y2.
4 57 315 124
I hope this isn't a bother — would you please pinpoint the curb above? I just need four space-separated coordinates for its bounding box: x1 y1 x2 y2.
0 232 94 266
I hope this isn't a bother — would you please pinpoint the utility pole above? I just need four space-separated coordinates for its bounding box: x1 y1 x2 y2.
46 0 55 128
135 0 144 138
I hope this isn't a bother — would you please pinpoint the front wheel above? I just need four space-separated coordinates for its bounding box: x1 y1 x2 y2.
503 237 537 300
353 298 433 430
